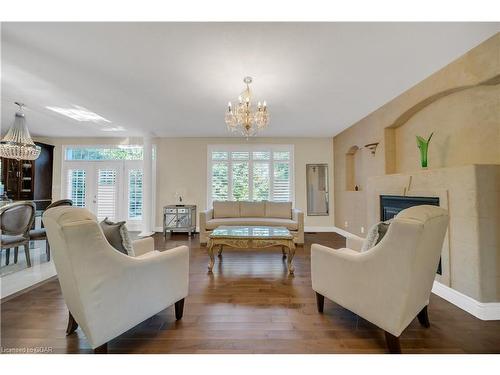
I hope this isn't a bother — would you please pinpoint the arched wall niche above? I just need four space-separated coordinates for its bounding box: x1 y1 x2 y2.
383 74 500 174
345 145 362 191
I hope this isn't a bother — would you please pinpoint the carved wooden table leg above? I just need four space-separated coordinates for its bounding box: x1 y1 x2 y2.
286 241 296 275
207 240 215 273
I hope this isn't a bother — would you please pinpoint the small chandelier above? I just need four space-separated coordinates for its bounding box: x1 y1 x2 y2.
225 76 269 137
0 102 41 160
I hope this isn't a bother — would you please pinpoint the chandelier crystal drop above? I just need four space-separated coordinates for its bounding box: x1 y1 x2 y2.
0 102 41 160
225 76 269 137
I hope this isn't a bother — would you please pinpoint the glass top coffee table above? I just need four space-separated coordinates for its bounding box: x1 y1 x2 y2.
207 226 296 275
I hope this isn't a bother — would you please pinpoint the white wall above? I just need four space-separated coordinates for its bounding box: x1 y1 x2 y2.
36 136 335 230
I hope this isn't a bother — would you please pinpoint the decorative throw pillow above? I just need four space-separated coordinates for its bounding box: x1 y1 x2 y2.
100 218 134 256
360 220 392 252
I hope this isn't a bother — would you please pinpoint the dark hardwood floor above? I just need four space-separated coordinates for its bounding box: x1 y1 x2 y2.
1 232 499 354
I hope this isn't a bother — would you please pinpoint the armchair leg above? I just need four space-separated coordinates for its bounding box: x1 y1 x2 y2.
5 248 10 265
94 343 108 354
24 244 31 267
384 331 402 354
417 305 430 328
315 292 325 313
66 311 79 336
46 240 51 262
14 247 18 263
175 298 185 320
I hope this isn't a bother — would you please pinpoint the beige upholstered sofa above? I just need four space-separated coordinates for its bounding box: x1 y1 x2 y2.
200 201 304 245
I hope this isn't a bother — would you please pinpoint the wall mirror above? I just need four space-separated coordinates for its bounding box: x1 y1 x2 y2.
306 164 329 216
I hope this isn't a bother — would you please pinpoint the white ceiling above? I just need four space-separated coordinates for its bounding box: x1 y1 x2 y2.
1 22 498 138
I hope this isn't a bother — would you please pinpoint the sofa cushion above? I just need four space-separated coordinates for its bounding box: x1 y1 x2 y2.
213 201 240 218
206 217 298 231
265 202 292 219
240 201 265 217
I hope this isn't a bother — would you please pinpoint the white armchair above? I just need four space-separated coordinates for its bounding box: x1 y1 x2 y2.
43 206 189 353
311 205 448 353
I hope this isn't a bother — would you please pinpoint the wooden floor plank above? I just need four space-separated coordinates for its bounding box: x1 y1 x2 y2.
1 232 499 354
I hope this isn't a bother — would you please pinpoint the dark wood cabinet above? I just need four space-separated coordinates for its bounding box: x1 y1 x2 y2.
0 142 54 210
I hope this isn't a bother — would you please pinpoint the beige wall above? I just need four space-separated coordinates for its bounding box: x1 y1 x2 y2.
334 33 500 236
35 136 335 230
332 33 500 302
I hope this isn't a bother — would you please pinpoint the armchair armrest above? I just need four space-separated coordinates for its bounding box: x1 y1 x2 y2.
292 208 304 228
83 245 190 348
125 245 190 307
199 208 213 235
132 237 155 257
346 235 365 252
200 208 213 221
291 208 304 244
311 243 368 312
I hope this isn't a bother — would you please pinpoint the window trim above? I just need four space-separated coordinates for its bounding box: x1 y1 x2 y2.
206 144 295 208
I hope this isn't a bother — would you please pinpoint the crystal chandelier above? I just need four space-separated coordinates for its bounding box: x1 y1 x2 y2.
225 76 269 137
0 102 41 160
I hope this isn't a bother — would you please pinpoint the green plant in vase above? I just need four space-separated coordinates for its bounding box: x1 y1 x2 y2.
416 132 433 168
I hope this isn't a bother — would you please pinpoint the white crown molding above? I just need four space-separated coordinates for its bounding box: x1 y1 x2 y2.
432 281 500 320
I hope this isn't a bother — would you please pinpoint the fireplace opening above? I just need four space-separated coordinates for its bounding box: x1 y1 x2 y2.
380 195 442 275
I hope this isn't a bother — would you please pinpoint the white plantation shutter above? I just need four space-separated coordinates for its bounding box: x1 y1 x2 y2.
231 161 249 200
97 169 117 220
67 169 86 207
212 162 228 200
253 162 270 200
128 169 143 220
273 162 291 202
208 145 293 205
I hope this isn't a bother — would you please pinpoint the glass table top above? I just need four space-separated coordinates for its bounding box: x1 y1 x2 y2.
210 226 293 239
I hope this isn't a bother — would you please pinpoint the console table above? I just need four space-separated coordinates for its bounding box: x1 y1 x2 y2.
163 205 196 238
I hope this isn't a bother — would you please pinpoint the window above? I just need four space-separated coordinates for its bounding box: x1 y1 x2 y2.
207 145 294 205
128 169 143 220
67 169 86 207
97 169 117 220
65 146 143 161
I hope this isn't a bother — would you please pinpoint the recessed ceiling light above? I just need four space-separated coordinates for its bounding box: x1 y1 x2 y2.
101 126 126 132
46 105 111 123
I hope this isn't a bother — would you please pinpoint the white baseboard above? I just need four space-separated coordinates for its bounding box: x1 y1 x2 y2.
432 281 500 320
304 226 337 232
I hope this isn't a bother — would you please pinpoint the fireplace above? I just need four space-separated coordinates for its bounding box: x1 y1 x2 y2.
380 195 442 275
